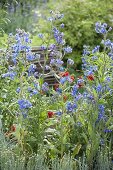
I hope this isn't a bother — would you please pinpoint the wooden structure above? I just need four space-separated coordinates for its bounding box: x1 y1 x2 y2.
1 46 61 86
30 46 60 86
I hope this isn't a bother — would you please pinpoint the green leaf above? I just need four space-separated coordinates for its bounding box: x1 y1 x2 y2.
72 143 81 157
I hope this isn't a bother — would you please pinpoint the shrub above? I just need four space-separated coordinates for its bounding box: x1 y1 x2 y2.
36 0 113 68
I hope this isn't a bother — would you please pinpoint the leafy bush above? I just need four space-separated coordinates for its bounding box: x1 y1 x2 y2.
37 0 113 68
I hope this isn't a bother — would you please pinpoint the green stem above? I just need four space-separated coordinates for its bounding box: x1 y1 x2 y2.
102 34 107 78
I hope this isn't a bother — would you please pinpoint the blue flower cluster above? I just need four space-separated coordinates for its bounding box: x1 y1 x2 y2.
82 45 90 57
71 85 79 97
42 82 49 92
66 102 77 112
60 76 73 84
96 84 102 93
60 77 67 85
26 52 37 61
18 99 32 110
53 27 65 45
95 22 112 34
50 58 64 67
92 45 100 53
64 46 72 54
28 87 38 96
28 64 37 76
10 30 33 64
98 104 106 121
67 58 74 65
2 71 16 80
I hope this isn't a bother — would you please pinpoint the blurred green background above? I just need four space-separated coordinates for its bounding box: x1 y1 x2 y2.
0 0 113 70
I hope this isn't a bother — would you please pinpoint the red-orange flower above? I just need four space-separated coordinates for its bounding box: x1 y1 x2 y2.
87 74 94 81
59 71 69 77
48 111 54 118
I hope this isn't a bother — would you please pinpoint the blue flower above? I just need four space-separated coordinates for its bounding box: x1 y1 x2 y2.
34 72 39 78
56 59 64 66
53 27 65 45
106 77 111 82
35 54 41 60
9 33 13 37
98 104 105 114
26 52 36 61
64 46 72 53
96 84 102 93
45 65 50 70
67 59 74 65
38 33 43 39
60 77 67 85
32 89 38 95
82 46 90 56
59 67 64 71
75 94 82 101
71 85 79 97
76 122 82 127
28 64 36 76
49 44 56 50
16 87 21 93
97 104 106 121
60 23 64 28
22 111 27 118
77 79 84 85
47 17 54 22
42 82 49 92
100 138 104 145
103 39 112 48
66 102 77 112
18 99 32 110
95 22 109 34
57 14 64 19
2 71 16 80
28 87 32 92
55 111 62 116
104 129 112 133
56 88 62 94
40 45 47 50
92 45 100 53
30 89 38 96
92 56 98 60
24 33 30 43
50 59 56 65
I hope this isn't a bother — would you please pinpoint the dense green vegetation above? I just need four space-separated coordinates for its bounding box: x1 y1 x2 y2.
41 0 113 67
